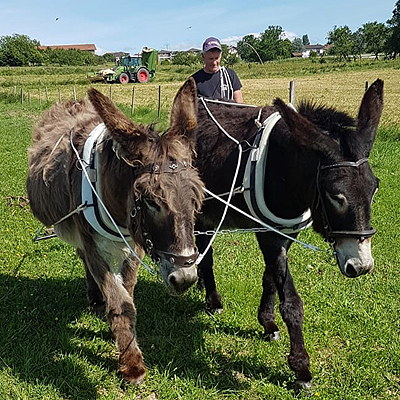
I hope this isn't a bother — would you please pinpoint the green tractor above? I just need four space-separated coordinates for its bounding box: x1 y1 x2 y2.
88 47 158 84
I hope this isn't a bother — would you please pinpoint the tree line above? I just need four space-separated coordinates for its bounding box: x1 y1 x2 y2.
0 34 114 67
1 1 399 67
237 1 400 62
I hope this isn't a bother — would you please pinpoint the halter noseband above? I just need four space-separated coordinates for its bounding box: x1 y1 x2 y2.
317 158 376 242
130 160 199 267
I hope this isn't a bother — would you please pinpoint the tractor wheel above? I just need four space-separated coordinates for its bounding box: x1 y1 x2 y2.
136 68 149 83
119 73 129 84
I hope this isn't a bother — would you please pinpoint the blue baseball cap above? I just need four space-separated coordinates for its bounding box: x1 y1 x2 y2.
202 37 222 53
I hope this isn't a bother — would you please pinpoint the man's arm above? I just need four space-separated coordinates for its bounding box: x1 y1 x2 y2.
233 89 243 103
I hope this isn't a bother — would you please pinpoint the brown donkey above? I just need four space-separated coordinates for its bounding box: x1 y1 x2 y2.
26 78 204 383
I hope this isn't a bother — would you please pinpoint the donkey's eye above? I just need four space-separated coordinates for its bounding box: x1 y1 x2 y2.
326 192 348 212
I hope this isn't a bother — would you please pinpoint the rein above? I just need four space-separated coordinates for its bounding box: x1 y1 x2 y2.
197 98 330 263
34 128 198 276
198 98 376 260
68 129 156 275
316 158 376 242
89 135 198 270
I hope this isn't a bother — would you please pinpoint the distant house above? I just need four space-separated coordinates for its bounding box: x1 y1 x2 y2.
38 44 97 53
158 49 173 62
184 47 201 55
227 45 237 55
302 44 329 58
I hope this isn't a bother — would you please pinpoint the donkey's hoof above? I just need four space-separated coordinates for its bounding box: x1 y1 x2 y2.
265 331 281 342
119 363 146 386
294 379 313 396
206 307 223 315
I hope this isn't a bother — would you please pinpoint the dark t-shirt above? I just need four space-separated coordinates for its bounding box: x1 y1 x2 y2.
191 67 242 100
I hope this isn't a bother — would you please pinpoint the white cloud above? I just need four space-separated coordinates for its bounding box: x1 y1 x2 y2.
281 31 297 41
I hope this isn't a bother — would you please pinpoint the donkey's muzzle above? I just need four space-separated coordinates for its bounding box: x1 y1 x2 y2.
334 237 374 278
167 265 198 294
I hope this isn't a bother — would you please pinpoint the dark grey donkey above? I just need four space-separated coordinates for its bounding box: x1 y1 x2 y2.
194 79 383 391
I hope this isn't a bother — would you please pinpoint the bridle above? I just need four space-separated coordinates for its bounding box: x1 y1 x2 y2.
316 157 376 243
129 159 199 268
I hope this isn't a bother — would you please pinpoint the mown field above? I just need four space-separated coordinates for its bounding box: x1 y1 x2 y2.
0 60 400 399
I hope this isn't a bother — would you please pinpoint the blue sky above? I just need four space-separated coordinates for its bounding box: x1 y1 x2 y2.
1 0 396 55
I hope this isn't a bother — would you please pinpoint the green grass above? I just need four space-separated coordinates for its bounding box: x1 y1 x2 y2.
1 57 400 88
0 69 400 399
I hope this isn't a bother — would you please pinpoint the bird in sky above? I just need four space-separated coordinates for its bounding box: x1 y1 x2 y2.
55 17 59 21
187 26 192 29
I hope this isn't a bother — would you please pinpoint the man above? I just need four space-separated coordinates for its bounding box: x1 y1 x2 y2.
192 37 243 103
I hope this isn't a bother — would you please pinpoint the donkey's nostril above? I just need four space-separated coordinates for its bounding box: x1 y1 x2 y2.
168 275 177 286
345 263 358 278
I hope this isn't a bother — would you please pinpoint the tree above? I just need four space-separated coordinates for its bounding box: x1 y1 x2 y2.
327 25 353 61
172 51 199 66
280 38 294 59
292 37 305 53
362 21 389 59
237 34 262 62
352 28 365 60
259 26 288 60
387 0 400 57
302 34 310 46
0 34 42 66
221 44 238 66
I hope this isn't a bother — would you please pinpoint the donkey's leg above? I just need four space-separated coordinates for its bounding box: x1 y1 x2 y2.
256 233 280 340
121 248 144 297
77 248 105 316
256 233 312 387
196 233 223 313
258 268 281 341
81 241 146 384
103 271 145 383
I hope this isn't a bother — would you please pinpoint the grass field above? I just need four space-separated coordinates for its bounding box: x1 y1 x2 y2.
0 61 400 399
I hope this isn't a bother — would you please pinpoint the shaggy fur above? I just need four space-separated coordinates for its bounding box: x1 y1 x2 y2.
194 80 384 389
26 78 204 384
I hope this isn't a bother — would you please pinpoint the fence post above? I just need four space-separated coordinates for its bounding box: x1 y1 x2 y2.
28 90 31 105
157 85 161 118
131 85 135 115
73 86 77 102
13 86 16 96
58 88 62 103
21 88 24 104
45 87 49 102
289 80 295 105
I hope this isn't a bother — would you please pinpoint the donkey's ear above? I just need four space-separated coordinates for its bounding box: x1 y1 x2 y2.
88 88 142 138
168 78 198 145
354 79 383 157
273 98 340 159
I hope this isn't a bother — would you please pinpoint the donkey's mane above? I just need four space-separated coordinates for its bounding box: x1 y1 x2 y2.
297 101 356 139
297 100 359 159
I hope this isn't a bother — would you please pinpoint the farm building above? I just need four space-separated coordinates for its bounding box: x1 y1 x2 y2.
37 44 97 53
158 50 173 62
302 44 330 57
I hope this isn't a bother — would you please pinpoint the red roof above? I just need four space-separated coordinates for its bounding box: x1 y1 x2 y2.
38 44 96 51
